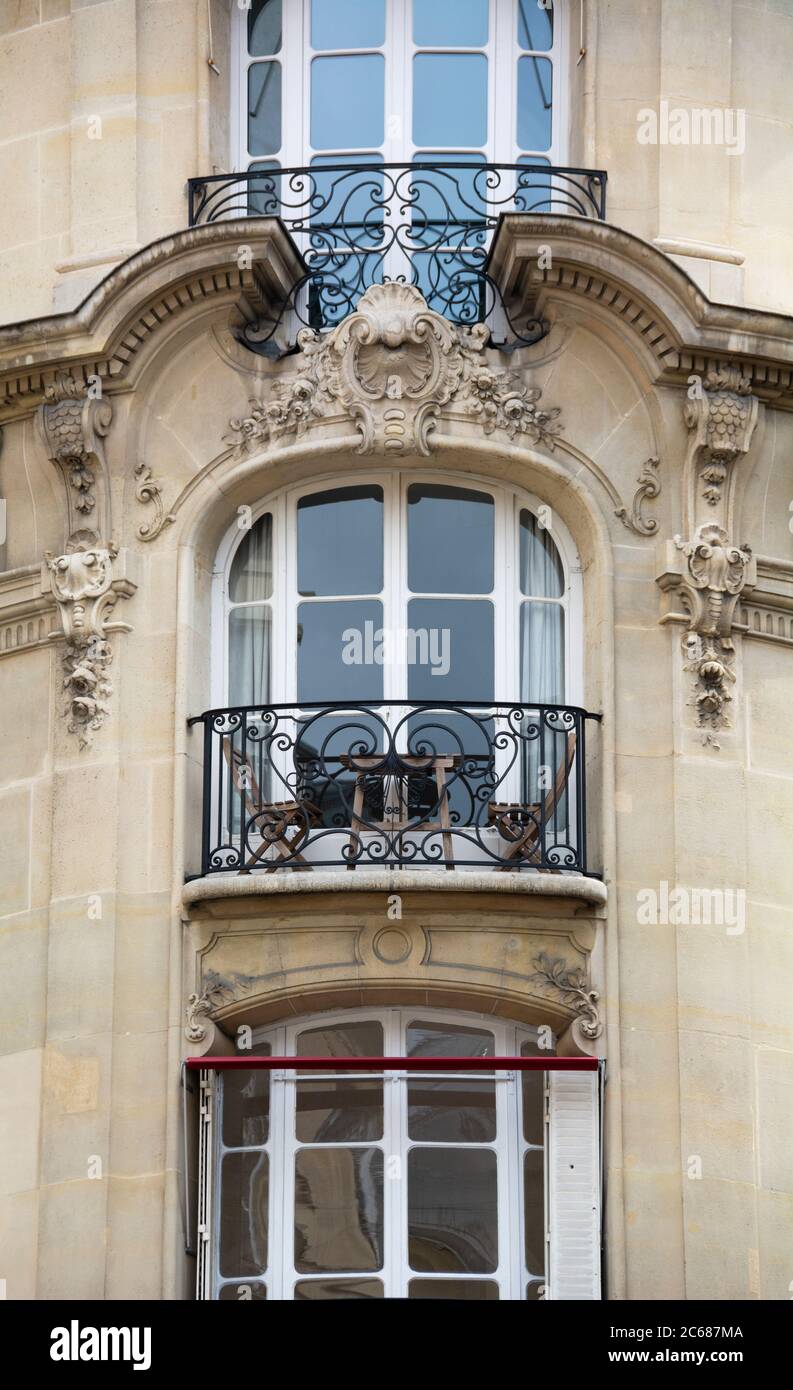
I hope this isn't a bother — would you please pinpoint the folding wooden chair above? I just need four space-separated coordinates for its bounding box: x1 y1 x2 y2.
345 754 457 870
488 730 576 869
222 739 319 873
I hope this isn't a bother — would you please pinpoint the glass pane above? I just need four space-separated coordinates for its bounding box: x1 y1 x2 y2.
222 1045 271 1147
517 55 553 152
248 61 282 156
296 1080 383 1142
520 509 564 597
298 487 383 596
247 160 281 217
229 607 271 708
524 1147 544 1275
526 1278 545 1299
296 1019 384 1057
409 1279 499 1299
311 55 384 149
521 1040 544 1146
413 0 489 47
407 598 494 703
248 0 282 56
408 484 494 594
295 1278 383 1299
408 1079 496 1142
518 0 554 50
219 1152 269 1278
309 156 384 246
230 513 273 604
516 155 553 215
294 1148 384 1273
312 0 385 50
297 600 384 703
293 711 385 831
407 1020 495 1058
410 153 487 245
520 601 565 704
408 1149 498 1273
219 1281 268 1300
413 54 488 147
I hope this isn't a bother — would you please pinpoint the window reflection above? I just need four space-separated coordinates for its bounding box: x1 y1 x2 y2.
248 0 282 57
413 54 488 147
298 487 383 597
408 1148 498 1273
294 1148 384 1274
311 55 385 149
248 62 282 156
219 1152 269 1279
413 0 489 47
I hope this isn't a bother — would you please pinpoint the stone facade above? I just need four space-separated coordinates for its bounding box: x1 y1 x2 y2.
0 2 792 1303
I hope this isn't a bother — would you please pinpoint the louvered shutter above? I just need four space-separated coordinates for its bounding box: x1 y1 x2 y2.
547 1068 601 1299
196 1069 215 1300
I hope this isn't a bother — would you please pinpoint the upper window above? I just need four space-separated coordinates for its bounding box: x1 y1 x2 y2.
235 0 564 171
216 471 580 710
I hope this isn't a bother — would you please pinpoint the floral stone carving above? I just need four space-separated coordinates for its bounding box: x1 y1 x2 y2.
36 372 113 548
530 952 603 1042
226 282 561 457
683 368 758 511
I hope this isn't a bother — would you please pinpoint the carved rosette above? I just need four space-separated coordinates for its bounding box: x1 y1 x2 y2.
226 282 561 458
43 547 136 748
36 372 113 548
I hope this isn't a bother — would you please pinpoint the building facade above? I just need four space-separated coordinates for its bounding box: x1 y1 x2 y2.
0 0 792 1302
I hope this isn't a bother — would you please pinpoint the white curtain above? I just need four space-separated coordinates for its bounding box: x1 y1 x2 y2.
229 607 271 708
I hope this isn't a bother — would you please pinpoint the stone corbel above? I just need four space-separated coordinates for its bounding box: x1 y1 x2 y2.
657 525 756 747
36 371 113 549
42 546 136 748
682 368 758 534
530 952 603 1051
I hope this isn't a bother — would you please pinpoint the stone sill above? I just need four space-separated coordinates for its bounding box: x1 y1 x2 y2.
183 868 608 915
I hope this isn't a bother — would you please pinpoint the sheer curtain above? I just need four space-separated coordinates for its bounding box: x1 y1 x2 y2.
228 513 273 708
518 511 566 815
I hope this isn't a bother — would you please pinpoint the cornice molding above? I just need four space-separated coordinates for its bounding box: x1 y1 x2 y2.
489 216 793 404
0 221 305 419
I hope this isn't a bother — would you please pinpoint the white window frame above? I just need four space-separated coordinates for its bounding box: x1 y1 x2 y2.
211 468 583 711
202 1005 600 1301
231 0 568 173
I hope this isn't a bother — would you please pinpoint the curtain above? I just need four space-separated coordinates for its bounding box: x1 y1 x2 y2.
229 607 271 708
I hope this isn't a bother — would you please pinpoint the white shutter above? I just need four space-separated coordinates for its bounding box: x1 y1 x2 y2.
547 1069 601 1300
196 1069 215 1300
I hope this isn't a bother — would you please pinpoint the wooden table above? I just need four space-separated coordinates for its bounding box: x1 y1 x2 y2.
339 753 461 870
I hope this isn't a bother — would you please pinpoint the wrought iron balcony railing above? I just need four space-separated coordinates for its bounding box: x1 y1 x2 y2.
187 700 602 878
186 161 607 350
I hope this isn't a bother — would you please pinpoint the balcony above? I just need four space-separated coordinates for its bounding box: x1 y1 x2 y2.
187 700 602 880
186 161 607 347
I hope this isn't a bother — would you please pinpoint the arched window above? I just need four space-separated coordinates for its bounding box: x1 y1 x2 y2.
216 472 580 709
199 1006 600 1300
234 1 564 175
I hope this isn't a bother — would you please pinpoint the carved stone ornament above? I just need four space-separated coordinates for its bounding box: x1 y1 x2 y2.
530 952 603 1042
185 970 261 1043
683 368 758 511
134 462 176 542
615 457 660 536
36 371 113 548
226 282 562 458
43 547 136 748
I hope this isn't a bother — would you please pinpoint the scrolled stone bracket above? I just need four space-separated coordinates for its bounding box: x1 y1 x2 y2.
657 524 756 748
530 951 603 1044
683 368 758 530
184 970 262 1045
42 546 136 749
36 371 113 549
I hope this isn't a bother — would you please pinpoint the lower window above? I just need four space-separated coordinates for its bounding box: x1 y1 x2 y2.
198 1008 600 1300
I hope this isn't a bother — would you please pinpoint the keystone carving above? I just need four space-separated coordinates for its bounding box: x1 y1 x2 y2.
37 372 113 548
43 547 136 748
683 368 758 521
226 282 561 458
